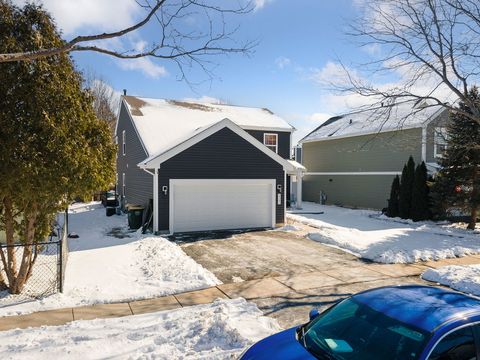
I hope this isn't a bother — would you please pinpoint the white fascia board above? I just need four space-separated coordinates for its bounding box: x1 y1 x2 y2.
138 118 295 172
305 171 402 176
114 97 123 137
299 125 422 144
240 125 294 133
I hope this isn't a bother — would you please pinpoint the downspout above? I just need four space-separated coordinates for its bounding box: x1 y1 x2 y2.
421 126 427 163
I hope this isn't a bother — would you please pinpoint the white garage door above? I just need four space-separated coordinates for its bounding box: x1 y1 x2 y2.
170 179 275 233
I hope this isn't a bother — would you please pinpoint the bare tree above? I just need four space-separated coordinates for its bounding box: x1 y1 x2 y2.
0 0 255 81
83 72 119 135
337 0 480 123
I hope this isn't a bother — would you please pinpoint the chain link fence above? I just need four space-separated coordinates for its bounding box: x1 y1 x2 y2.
0 210 69 298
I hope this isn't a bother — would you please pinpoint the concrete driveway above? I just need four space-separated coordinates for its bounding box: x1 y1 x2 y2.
180 224 431 328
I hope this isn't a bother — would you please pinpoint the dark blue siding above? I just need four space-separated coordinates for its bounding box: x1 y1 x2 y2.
116 100 153 208
158 127 285 231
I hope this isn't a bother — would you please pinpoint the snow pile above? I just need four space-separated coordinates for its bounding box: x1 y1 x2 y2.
0 203 220 317
289 202 480 264
0 298 281 359
273 224 301 232
422 265 480 296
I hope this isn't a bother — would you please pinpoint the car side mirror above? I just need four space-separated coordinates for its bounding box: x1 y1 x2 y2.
309 308 320 321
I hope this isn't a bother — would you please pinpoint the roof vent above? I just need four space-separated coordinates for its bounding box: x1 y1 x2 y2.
349 119 353 124
123 89 127 96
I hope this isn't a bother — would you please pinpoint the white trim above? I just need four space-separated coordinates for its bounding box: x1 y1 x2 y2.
263 133 278 154
305 171 401 176
241 125 294 133
300 125 422 144
139 118 295 172
300 107 447 145
421 126 427 162
168 179 276 233
153 168 159 233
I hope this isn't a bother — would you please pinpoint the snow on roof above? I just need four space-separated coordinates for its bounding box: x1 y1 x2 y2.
123 96 294 156
301 101 446 143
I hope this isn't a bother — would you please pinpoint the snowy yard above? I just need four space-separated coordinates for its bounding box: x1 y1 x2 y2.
422 265 480 297
0 202 220 317
0 298 281 359
288 202 480 264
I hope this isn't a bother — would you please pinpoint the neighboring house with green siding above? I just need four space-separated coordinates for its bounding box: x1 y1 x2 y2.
299 101 449 209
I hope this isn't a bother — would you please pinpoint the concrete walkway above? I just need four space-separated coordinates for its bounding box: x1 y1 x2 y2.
2 254 479 332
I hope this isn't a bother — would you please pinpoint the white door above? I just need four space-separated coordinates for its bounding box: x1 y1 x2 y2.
170 179 275 233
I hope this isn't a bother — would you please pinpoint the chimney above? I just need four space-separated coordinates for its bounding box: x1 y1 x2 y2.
123 89 127 96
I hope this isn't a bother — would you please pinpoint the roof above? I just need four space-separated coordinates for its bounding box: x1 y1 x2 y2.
354 285 480 332
301 102 446 143
121 96 294 157
138 118 297 172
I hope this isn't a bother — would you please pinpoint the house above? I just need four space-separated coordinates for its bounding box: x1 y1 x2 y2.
299 101 449 209
115 96 304 234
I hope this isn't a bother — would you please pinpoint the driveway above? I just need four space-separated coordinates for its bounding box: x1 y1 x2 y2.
180 224 431 328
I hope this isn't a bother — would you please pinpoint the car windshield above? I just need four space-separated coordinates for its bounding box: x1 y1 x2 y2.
300 298 430 360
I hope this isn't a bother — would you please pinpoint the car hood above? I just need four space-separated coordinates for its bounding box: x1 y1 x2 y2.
241 327 316 360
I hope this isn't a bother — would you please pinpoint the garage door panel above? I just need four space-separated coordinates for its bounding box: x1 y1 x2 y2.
171 180 274 233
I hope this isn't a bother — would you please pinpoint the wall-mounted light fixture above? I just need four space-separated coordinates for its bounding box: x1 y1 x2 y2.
162 185 168 195
277 184 282 192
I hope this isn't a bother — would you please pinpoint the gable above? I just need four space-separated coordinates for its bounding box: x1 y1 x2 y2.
161 127 284 176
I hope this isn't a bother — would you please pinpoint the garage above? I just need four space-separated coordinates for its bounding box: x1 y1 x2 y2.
169 179 275 233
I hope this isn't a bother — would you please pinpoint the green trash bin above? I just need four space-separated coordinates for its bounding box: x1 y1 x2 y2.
127 205 145 230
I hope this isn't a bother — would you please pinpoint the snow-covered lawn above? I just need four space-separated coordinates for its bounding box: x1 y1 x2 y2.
422 265 480 296
0 202 220 317
288 202 480 264
0 298 281 359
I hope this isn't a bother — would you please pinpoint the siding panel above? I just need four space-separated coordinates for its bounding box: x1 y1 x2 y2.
301 128 422 209
158 127 285 231
116 101 153 208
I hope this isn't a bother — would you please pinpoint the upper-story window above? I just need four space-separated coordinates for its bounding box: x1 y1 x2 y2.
264 133 278 153
122 130 126 156
434 127 448 158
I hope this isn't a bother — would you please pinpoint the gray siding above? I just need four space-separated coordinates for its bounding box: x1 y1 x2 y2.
116 101 153 208
303 174 396 209
426 110 449 163
246 130 291 159
302 128 422 172
158 127 285 231
302 128 422 209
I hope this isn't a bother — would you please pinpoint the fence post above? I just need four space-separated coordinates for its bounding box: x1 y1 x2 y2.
58 236 63 293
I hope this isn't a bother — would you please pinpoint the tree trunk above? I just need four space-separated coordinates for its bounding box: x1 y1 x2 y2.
2 197 16 287
12 210 37 294
468 207 477 230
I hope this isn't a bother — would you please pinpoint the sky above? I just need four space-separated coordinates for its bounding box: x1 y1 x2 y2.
13 0 392 143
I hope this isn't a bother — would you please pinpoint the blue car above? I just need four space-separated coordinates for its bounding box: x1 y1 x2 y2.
240 285 480 359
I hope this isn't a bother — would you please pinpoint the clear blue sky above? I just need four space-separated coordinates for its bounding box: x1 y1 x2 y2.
17 0 375 143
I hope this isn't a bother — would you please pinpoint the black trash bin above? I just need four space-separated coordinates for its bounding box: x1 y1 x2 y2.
128 205 145 229
106 207 116 217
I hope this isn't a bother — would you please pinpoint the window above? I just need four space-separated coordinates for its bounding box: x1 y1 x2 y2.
122 173 126 197
434 127 448 158
122 130 126 156
264 133 278 153
301 298 429 360
428 326 477 360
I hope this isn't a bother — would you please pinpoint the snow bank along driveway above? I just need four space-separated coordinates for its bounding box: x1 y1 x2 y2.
0 203 220 317
422 265 480 297
289 202 480 264
0 298 281 359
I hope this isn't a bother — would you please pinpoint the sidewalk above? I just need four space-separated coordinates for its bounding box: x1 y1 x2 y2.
1 255 479 332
